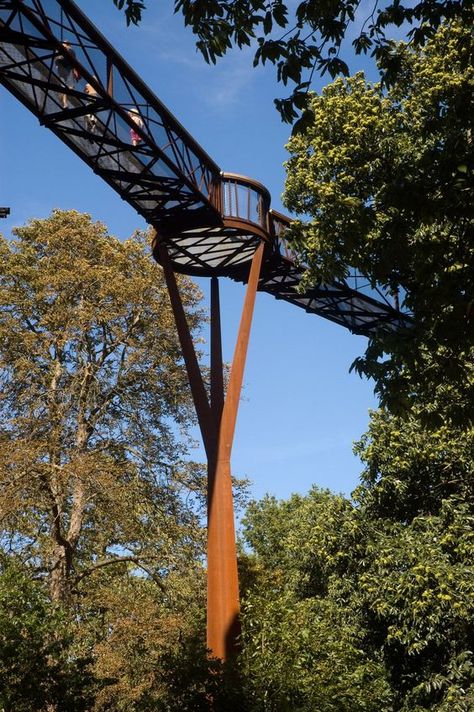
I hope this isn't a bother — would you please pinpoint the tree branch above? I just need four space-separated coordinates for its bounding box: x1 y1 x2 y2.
74 555 166 590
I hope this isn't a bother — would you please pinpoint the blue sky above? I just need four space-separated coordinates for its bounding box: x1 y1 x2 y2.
0 0 385 502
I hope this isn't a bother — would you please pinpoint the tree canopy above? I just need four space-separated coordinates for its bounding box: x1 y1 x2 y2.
239 483 474 711
0 210 206 603
0 556 95 711
283 21 473 423
235 19 474 712
239 489 392 711
111 0 471 121
0 210 223 708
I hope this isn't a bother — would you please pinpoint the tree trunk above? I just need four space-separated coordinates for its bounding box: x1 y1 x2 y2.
47 349 90 604
50 542 72 603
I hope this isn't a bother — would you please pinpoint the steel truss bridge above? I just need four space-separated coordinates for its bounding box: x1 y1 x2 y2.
0 0 411 662
0 0 410 335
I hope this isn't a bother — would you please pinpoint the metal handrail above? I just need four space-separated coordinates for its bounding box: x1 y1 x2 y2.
221 173 270 231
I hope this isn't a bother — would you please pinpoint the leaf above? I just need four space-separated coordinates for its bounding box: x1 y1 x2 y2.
263 11 273 34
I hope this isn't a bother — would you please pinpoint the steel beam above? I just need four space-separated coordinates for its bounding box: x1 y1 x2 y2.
210 276 225 432
159 234 264 660
207 242 264 660
156 238 215 460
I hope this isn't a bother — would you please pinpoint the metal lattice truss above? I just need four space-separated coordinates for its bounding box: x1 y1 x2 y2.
165 225 263 275
266 212 409 334
0 0 412 337
258 256 406 334
0 0 222 231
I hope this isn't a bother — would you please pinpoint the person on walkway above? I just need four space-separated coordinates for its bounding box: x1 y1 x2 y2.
84 79 99 141
54 41 79 109
128 108 144 146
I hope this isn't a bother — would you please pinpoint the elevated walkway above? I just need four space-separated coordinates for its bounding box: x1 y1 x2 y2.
0 0 410 335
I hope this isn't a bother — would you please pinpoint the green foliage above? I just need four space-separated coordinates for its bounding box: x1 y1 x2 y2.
359 499 474 711
283 22 473 422
241 593 392 711
239 489 392 711
112 0 146 25
111 0 471 122
354 410 474 521
0 557 95 711
242 489 363 591
240 489 474 711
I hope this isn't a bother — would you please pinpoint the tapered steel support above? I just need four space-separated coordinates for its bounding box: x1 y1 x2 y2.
210 276 225 432
157 233 264 661
156 241 215 460
207 243 264 660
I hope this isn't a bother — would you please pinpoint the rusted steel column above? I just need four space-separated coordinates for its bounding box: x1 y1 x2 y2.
156 238 215 459
208 277 224 560
207 242 264 660
210 277 225 433
216 241 264 457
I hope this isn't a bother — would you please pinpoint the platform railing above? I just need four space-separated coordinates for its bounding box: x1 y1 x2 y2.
221 173 270 232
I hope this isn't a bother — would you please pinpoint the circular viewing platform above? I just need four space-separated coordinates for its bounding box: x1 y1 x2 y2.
153 172 272 278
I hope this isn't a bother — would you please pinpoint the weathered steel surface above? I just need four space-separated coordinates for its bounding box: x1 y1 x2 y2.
207 244 264 659
210 277 225 430
156 240 215 460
